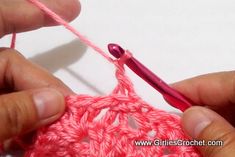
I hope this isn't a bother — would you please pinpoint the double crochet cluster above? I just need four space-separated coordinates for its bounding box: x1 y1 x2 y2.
25 62 200 157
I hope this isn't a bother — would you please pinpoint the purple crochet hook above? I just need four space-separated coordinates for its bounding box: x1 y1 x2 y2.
108 43 193 112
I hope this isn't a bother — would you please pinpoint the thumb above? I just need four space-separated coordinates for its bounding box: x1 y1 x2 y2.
0 88 65 142
182 106 235 157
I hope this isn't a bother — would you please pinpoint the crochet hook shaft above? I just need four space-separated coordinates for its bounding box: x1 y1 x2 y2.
108 43 193 112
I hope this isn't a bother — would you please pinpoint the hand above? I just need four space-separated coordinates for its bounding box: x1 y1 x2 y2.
172 71 235 157
0 0 80 37
0 0 80 143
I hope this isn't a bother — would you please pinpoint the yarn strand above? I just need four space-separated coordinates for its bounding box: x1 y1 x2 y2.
6 1 202 156
10 32 16 49
27 0 114 63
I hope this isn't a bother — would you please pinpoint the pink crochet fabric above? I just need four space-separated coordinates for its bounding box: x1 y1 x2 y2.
7 0 201 156
24 60 200 157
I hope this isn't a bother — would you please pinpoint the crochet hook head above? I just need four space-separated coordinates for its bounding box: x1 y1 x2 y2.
107 43 193 112
108 43 125 58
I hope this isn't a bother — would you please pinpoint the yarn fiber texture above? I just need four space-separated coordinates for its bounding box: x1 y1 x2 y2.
24 61 201 157
8 0 202 156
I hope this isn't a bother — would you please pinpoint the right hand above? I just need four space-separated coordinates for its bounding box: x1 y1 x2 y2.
172 71 235 157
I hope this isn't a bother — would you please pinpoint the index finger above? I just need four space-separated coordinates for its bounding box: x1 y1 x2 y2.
0 0 81 37
171 71 235 108
0 48 74 96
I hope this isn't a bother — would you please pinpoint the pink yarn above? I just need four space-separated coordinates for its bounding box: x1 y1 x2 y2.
28 0 114 63
10 32 16 49
9 0 201 156
24 60 200 157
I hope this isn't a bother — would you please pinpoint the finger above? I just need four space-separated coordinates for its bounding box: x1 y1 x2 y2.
171 71 235 108
0 48 73 96
0 88 65 142
0 0 81 37
182 106 235 157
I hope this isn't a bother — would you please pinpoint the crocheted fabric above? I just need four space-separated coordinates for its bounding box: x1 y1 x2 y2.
0 1 201 156
23 61 201 157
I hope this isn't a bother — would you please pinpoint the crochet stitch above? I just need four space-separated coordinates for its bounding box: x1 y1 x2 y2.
24 59 201 157
2 0 202 156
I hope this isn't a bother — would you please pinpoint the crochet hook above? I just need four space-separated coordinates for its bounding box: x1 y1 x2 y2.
108 43 193 112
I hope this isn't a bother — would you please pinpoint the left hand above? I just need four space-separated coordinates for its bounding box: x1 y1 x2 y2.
0 0 81 37
0 0 81 143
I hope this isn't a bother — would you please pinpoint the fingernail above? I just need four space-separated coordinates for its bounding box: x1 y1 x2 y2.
33 89 65 120
182 107 213 138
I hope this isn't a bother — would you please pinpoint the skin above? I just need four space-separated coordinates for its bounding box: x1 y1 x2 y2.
0 1 234 156
0 0 80 143
173 72 235 157
0 0 81 37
